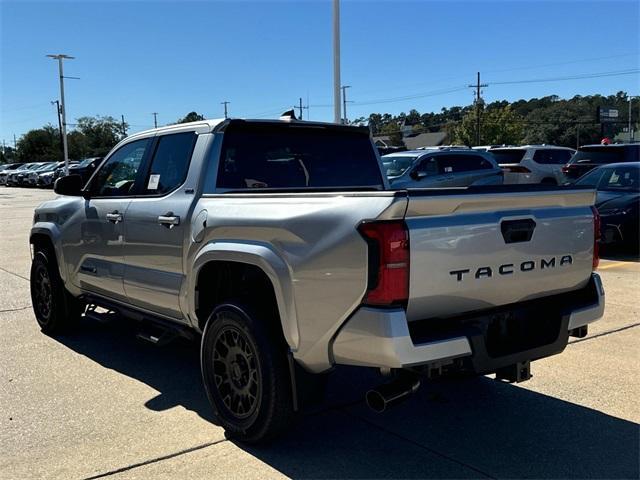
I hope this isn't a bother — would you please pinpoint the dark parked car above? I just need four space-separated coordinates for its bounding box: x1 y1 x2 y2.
63 157 102 185
562 144 640 182
575 162 639 252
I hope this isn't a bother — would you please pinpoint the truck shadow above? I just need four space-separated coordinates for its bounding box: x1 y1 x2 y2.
57 314 639 479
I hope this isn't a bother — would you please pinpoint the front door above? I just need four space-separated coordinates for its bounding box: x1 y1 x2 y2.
66 138 152 302
123 131 198 320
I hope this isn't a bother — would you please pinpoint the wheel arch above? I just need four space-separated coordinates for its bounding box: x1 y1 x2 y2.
29 227 67 283
190 241 299 350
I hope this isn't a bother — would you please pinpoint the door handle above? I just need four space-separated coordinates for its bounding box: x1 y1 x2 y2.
106 211 123 223
158 214 180 228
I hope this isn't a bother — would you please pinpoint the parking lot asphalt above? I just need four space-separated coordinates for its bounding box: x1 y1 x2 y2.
1 186 638 480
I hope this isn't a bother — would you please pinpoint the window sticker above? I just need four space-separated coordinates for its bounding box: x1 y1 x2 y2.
444 166 453 173
148 174 161 190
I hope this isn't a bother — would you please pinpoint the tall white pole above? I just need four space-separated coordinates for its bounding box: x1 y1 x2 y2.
333 0 341 124
48 54 73 175
58 57 70 175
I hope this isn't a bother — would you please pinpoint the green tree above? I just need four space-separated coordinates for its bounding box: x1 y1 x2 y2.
379 122 403 145
16 125 61 162
75 116 125 157
450 105 525 146
176 111 205 124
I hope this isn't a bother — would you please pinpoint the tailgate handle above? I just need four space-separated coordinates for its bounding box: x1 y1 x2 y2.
501 219 536 244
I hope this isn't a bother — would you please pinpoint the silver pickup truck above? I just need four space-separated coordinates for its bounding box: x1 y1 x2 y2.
30 118 604 443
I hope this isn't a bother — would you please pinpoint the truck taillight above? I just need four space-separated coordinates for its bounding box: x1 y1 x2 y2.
561 165 571 174
358 220 409 306
591 206 600 270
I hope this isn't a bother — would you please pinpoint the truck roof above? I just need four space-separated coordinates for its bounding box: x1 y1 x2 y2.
125 118 369 142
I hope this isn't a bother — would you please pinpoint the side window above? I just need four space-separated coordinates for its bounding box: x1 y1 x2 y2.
436 154 490 173
143 132 196 195
89 139 150 197
415 157 438 175
534 150 573 164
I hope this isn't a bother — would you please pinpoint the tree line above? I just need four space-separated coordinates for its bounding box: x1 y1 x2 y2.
0 111 206 164
354 91 635 147
2 93 635 164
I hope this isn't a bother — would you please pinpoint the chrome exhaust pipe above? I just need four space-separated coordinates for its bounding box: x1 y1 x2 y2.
365 374 421 413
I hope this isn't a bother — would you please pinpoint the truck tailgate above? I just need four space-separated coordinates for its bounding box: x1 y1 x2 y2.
404 187 596 321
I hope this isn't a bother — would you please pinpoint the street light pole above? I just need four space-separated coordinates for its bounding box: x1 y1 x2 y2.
333 0 341 124
47 54 74 175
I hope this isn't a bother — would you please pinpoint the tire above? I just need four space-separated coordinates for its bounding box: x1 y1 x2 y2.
201 303 294 443
30 249 84 334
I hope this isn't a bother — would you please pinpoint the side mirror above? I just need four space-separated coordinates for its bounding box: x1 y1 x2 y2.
410 170 428 180
54 174 84 197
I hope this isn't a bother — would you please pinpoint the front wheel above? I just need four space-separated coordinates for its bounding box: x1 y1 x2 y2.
30 250 84 334
201 303 294 443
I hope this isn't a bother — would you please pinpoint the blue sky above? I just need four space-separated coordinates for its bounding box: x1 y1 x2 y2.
1 0 639 141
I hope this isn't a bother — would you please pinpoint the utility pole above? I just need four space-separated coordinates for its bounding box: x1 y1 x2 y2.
221 101 230 119
341 85 351 124
296 97 309 120
13 134 17 149
47 54 74 175
152 112 158 129
51 100 64 158
121 115 127 138
468 72 487 146
333 0 341 124
628 95 638 142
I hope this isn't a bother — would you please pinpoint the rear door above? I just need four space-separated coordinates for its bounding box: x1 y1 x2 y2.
122 131 199 320
446 153 500 186
402 188 596 321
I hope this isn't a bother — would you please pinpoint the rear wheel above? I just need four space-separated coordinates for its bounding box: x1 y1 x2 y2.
201 303 294 443
30 249 84 334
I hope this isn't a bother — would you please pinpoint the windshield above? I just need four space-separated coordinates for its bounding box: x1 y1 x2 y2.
576 166 639 192
490 149 527 165
570 147 626 165
382 155 418 177
77 158 98 167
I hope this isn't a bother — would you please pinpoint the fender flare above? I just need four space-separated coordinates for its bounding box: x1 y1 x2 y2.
30 224 68 283
189 241 299 351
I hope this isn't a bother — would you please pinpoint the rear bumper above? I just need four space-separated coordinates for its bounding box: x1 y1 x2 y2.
332 273 604 371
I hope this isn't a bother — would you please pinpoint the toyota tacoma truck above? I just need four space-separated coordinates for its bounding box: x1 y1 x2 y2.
30 117 605 443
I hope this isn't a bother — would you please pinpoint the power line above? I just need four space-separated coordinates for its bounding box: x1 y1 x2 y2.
491 69 639 85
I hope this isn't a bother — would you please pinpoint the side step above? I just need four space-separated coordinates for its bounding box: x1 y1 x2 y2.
136 328 179 347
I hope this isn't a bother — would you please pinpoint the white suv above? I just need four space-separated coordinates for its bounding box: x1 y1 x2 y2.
490 145 575 185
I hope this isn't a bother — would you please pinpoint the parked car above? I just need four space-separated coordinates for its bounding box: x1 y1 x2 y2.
30 118 603 443
575 162 639 251
32 162 65 188
7 162 46 186
383 148 503 188
561 144 640 183
0 163 24 185
63 157 102 185
490 145 576 185
25 162 57 186
52 161 80 182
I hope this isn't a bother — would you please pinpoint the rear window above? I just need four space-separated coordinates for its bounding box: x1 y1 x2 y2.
570 146 633 165
490 149 527 165
214 124 383 190
437 153 494 172
533 149 574 164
